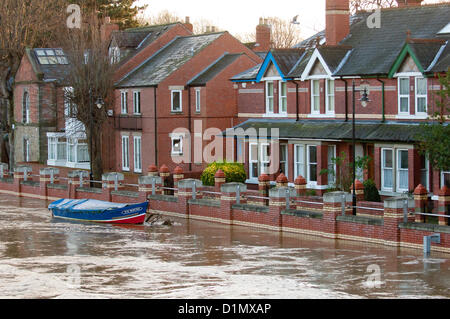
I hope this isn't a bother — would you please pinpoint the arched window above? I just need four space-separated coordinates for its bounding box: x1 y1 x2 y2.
23 90 30 123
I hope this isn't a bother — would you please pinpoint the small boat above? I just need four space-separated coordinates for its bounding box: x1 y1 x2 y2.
49 199 148 224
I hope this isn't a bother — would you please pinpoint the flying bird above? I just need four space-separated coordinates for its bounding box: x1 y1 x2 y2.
291 15 300 25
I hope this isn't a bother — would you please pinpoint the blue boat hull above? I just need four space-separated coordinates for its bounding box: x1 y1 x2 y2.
49 199 148 224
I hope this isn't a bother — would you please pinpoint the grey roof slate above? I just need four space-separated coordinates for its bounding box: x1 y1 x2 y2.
116 32 224 87
271 49 306 76
187 53 243 86
228 119 429 143
230 63 261 81
334 4 450 76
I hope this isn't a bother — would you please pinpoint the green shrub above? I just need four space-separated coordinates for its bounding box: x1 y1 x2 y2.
201 161 247 186
363 179 381 202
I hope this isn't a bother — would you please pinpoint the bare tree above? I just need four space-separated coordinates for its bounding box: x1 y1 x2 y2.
350 0 397 12
0 0 66 167
235 17 303 49
59 11 117 182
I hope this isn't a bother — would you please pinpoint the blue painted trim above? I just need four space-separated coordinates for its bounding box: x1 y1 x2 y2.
255 51 289 82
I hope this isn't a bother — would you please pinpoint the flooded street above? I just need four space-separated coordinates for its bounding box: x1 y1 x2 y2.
0 194 449 299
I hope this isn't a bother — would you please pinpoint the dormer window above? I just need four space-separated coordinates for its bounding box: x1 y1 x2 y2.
311 80 320 114
415 77 427 115
326 79 335 114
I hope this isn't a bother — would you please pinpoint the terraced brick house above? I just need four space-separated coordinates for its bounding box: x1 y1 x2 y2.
229 0 449 198
114 31 261 176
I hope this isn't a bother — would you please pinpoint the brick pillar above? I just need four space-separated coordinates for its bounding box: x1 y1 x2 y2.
159 165 171 195
214 169 226 192
139 175 162 202
39 168 59 200
67 170 89 199
13 165 32 195
438 186 450 226
176 179 202 217
257 173 270 206
102 173 124 202
351 179 365 202
295 175 307 196
323 191 349 238
220 183 247 224
268 187 294 231
276 173 288 188
148 164 158 177
173 166 184 188
413 184 428 223
383 197 406 246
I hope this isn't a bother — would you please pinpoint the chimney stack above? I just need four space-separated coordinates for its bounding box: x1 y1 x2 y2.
184 16 194 33
255 17 271 52
325 0 350 46
100 16 119 44
396 0 424 7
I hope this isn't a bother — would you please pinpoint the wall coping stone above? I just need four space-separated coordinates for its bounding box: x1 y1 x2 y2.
102 172 124 182
178 179 202 189
282 209 323 219
139 175 162 185
323 191 351 204
399 222 450 234
111 190 139 198
40 168 60 175
68 170 89 178
384 197 410 209
76 187 102 194
269 186 296 198
47 184 68 190
148 194 178 202
221 182 247 193
189 198 221 207
233 203 269 213
14 165 32 173
21 180 40 187
337 215 383 226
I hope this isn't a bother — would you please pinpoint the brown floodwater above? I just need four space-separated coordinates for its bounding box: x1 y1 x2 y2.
0 194 449 299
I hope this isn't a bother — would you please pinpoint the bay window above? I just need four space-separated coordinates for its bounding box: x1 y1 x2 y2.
260 143 270 175
381 148 394 191
327 145 336 185
442 171 450 188
420 155 429 191
249 143 259 179
133 136 142 173
396 149 409 192
294 144 305 179
280 144 288 176
307 145 318 183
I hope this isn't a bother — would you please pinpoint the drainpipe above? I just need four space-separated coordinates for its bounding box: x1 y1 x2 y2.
187 85 192 172
340 77 349 122
376 77 385 123
154 86 158 167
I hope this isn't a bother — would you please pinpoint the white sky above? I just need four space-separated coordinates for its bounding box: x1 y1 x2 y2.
134 0 447 39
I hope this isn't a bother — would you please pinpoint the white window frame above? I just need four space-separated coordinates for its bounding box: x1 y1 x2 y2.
415 77 427 116
133 135 142 173
133 91 141 115
266 81 274 114
294 144 305 179
171 135 183 156
260 143 270 175
279 144 288 177
121 135 130 171
195 89 201 113
325 79 335 115
23 138 30 162
398 77 410 115
121 91 128 115
307 145 318 184
441 171 450 189
171 90 182 113
311 80 320 114
396 149 409 192
279 81 287 115
23 90 30 124
327 145 337 186
249 142 259 180
381 148 394 192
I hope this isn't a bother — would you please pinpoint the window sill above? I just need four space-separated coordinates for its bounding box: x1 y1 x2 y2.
395 114 428 120
307 113 335 118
